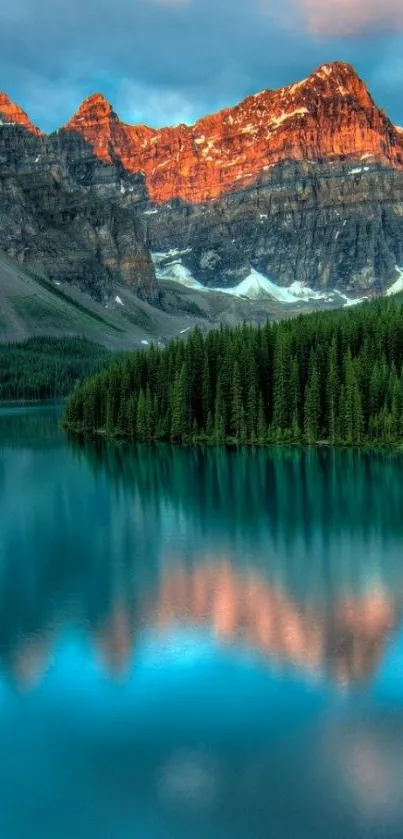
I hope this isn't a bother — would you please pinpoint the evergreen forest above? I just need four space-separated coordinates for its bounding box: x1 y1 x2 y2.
0 337 112 401
64 300 403 447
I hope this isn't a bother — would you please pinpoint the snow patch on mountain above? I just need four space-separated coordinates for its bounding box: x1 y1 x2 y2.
335 291 369 307
386 267 403 297
288 281 334 302
269 108 309 132
154 256 204 290
152 249 193 265
215 269 301 302
348 166 370 175
152 255 370 307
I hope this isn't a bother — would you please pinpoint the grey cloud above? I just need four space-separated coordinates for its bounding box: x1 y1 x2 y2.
0 0 402 130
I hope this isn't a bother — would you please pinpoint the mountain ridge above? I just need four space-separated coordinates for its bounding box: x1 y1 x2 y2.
2 62 403 204
1 61 403 317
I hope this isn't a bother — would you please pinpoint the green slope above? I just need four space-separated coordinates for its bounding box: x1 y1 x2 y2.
0 252 206 349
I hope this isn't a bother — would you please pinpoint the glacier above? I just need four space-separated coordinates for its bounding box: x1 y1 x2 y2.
152 255 367 308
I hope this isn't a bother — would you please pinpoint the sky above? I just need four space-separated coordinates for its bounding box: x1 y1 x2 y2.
0 0 402 131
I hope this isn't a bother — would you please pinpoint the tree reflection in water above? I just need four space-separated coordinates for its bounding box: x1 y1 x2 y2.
2 417 403 838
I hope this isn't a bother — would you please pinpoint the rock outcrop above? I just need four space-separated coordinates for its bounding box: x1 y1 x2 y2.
0 110 158 303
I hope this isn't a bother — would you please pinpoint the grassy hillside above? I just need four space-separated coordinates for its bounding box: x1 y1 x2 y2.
0 252 204 349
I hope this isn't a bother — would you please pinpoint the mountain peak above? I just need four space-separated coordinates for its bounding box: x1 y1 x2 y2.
308 61 372 102
67 93 116 124
0 92 41 135
312 61 357 78
64 93 122 163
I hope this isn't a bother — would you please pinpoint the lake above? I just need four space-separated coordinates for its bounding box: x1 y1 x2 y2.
1 404 403 839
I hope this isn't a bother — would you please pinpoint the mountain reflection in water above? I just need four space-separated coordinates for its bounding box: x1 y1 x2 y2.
2 412 403 839
1 558 398 691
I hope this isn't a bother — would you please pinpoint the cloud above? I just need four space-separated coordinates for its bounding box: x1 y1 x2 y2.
297 0 403 37
0 0 402 131
117 79 198 126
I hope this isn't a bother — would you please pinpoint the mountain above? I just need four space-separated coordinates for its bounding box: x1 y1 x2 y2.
64 62 403 203
0 102 159 308
1 61 403 336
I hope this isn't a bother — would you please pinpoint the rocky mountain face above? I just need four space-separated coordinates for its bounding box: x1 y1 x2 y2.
1 62 403 307
0 93 41 135
144 159 403 295
0 101 158 303
64 62 403 204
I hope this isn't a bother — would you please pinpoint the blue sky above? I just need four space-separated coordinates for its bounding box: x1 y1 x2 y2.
0 0 402 131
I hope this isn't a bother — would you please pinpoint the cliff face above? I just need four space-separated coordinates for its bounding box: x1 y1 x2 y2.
142 159 403 293
1 62 403 302
0 112 158 303
61 61 403 295
64 62 403 204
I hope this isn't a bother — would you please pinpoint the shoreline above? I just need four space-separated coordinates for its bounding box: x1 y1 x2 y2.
0 398 65 406
62 423 403 454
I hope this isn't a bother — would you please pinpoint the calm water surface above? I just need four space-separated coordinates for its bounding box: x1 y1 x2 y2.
1 405 403 838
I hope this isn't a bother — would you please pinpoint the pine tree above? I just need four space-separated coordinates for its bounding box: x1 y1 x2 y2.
290 356 301 439
273 330 291 433
352 380 364 444
239 405 247 445
219 352 232 436
327 336 338 444
106 371 120 435
83 380 98 430
304 352 320 444
231 361 243 441
338 384 346 441
214 375 226 443
126 394 138 439
247 381 258 443
136 389 147 441
145 385 154 440
171 363 188 441
206 410 213 438
257 393 267 444
202 353 212 428
344 349 362 445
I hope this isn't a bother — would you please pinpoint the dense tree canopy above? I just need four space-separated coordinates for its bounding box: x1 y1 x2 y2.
0 337 111 401
64 300 403 447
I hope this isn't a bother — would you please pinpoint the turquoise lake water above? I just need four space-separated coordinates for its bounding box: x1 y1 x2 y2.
1 404 403 838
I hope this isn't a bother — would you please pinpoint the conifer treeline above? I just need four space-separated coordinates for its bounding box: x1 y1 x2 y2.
0 337 111 401
64 300 403 446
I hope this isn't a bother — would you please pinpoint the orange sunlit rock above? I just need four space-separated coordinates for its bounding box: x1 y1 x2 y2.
64 62 403 204
0 93 42 136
